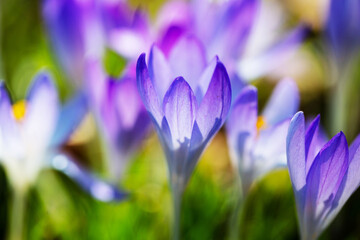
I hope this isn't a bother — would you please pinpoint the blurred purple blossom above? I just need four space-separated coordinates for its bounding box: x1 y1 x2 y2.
287 112 360 239
325 0 360 69
42 0 152 83
156 0 308 82
86 61 151 180
226 79 299 194
0 72 124 201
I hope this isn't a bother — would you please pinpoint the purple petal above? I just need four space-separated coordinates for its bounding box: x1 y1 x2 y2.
136 53 163 125
156 0 192 35
0 83 23 158
163 77 197 147
43 0 103 83
148 46 173 102
253 119 290 175
325 134 360 226
305 132 349 236
238 24 309 80
206 0 259 64
168 35 207 91
109 29 150 60
99 1 134 31
51 91 88 146
287 111 306 192
158 25 186 57
51 154 127 202
114 76 147 129
226 86 258 147
24 73 59 151
305 115 321 173
195 56 218 103
262 78 299 125
85 59 107 110
326 0 360 63
195 60 232 143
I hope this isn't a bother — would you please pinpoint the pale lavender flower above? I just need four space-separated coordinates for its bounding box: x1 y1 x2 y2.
0 72 123 201
287 112 360 239
226 79 299 194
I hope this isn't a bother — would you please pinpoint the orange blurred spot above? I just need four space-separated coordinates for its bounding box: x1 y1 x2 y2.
256 116 267 133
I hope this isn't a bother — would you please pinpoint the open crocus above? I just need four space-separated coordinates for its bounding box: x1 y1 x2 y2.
226 79 299 195
86 61 151 180
136 36 231 238
287 111 360 240
0 72 124 201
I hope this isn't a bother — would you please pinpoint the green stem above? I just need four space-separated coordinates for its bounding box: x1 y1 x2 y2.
228 174 246 240
8 189 27 240
171 178 184 240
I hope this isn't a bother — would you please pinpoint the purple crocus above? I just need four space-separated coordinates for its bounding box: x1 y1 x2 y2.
43 0 104 84
0 72 123 201
43 0 152 84
156 0 308 81
99 0 153 60
226 79 299 195
287 112 360 239
86 61 151 180
326 0 360 69
136 36 231 238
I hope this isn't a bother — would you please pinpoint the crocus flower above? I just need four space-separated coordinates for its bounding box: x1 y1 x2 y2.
43 0 104 84
136 36 231 237
86 61 151 180
137 36 231 191
99 0 153 60
156 0 308 81
226 79 299 195
287 111 360 239
325 0 360 70
43 0 152 84
323 0 360 137
0 72 123 201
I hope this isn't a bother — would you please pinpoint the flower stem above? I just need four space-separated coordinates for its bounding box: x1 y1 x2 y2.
8 189 27 240
228 174 245 240
171 178 184 240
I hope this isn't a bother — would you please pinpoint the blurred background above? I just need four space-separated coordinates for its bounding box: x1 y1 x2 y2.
0 0 360 239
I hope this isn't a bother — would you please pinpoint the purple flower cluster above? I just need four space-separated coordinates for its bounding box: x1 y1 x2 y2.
1 0 359 238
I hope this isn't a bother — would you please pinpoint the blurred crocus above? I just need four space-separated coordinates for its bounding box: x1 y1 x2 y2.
156 0 308 81
43 0 104 84
287 112 360 239
43 0 152 84
226 79 299 195
136 36 231 238
323 0 360 137
0 72 123 201
325 0 360 69
99 0 153 60
86 61 151 180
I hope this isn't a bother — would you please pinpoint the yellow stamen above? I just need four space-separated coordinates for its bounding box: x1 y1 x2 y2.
12 100 27 121
256 116 267 133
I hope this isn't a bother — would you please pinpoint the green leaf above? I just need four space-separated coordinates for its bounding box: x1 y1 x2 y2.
103 48 127 78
